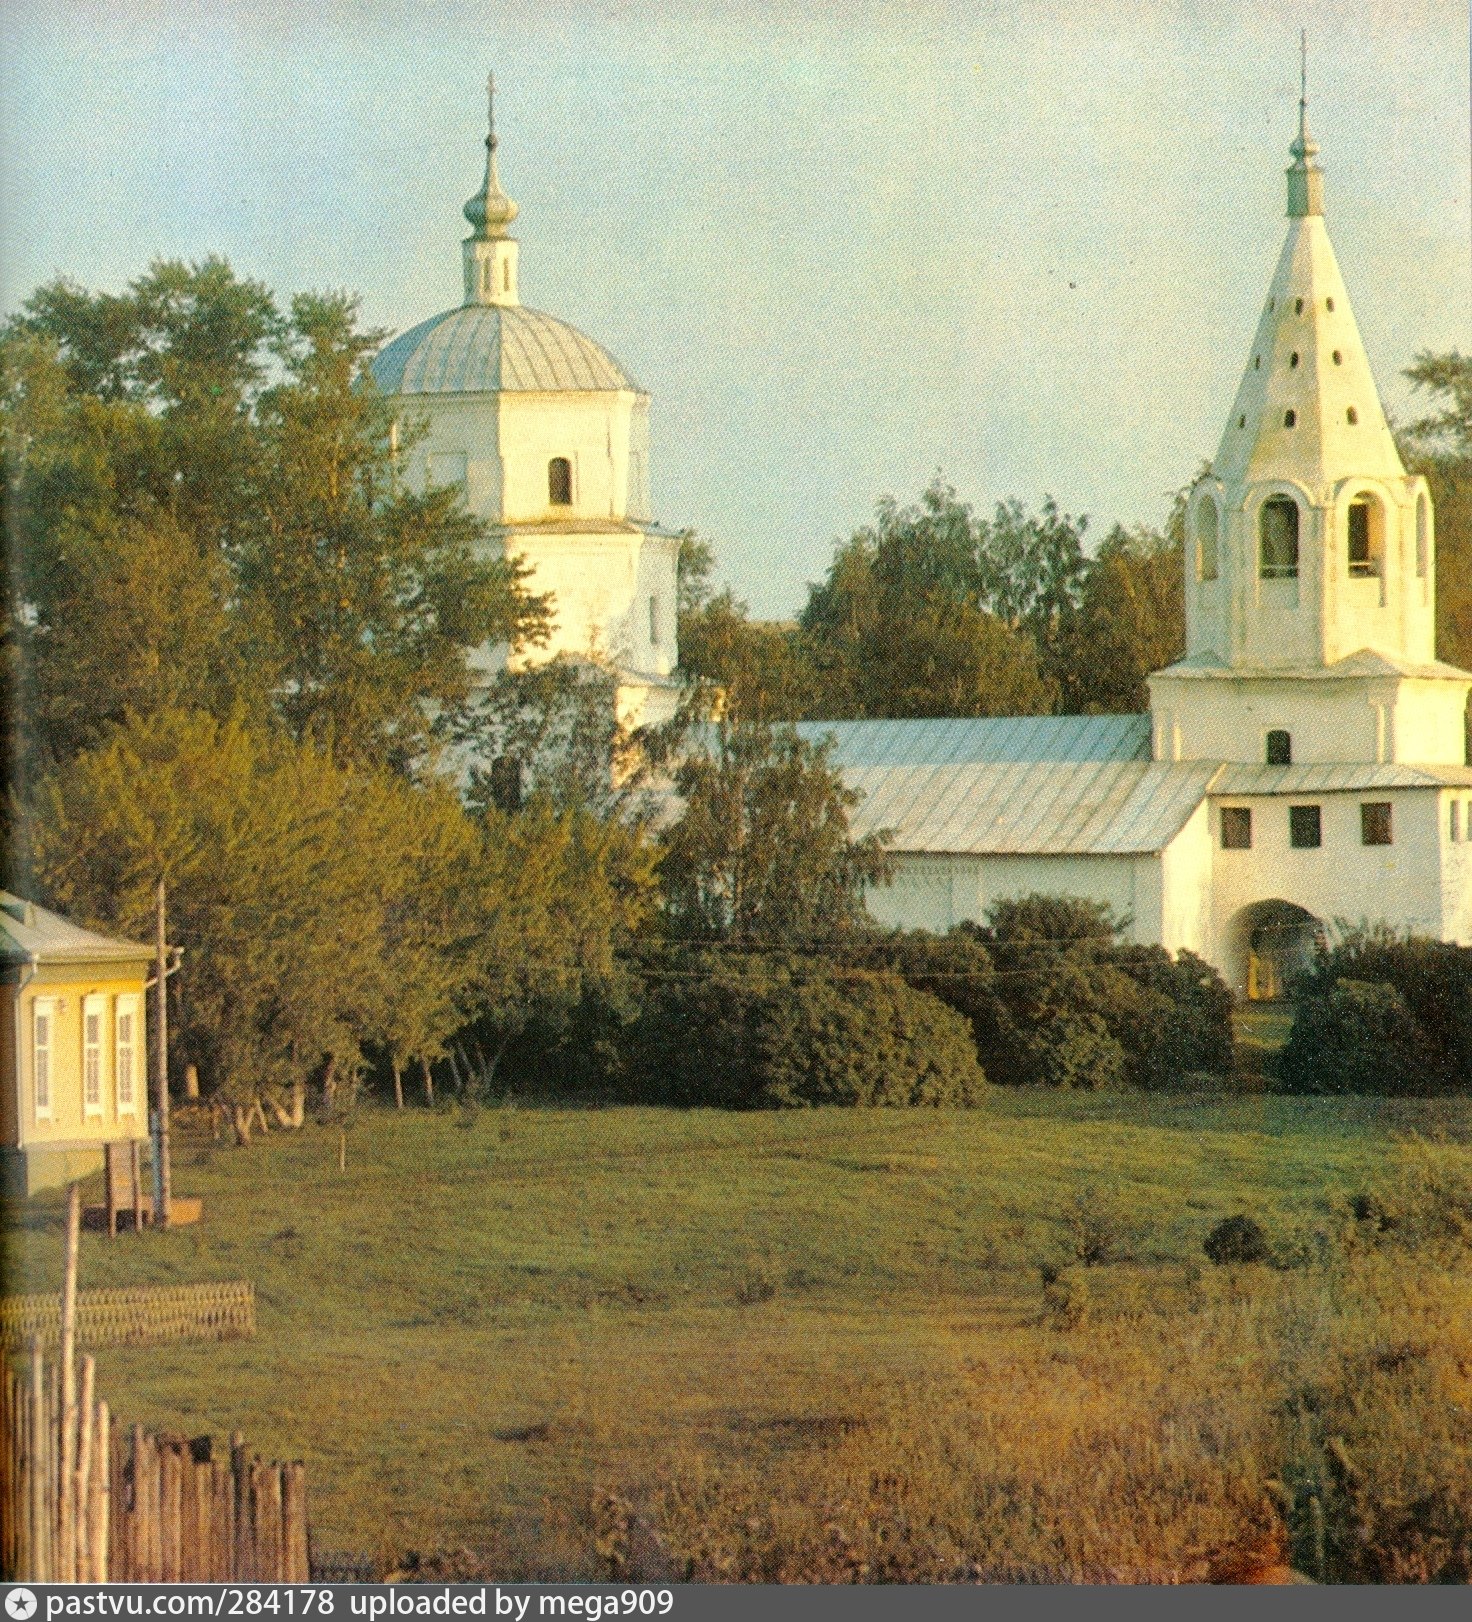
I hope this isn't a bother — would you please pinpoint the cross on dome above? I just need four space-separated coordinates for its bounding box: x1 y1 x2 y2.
464 72 519 239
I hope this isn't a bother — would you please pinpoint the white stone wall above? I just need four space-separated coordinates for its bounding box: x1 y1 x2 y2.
865 850 1173 943
1206 788 1448 975
1149 671 1468 767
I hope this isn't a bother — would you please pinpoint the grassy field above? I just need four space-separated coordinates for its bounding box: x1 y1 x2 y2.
6 1091 1472 1580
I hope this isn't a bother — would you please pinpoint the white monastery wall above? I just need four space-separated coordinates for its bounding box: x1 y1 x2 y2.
1207 788 1447 955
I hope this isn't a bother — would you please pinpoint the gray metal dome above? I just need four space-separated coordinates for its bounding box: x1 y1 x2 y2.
370 303 639 396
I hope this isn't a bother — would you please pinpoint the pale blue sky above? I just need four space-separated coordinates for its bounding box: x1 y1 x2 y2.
3 0 1468 616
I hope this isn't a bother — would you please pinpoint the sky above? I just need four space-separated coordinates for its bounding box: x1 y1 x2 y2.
2 0 1468 617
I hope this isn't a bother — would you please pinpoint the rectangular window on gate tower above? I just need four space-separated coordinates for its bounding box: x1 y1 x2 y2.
1361 802 1393 846
1221 807 1252 849
1289 805 1322 848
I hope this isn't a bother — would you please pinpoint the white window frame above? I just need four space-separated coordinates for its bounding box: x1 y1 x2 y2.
82 994 105 1117
32 997 55 1121
115 994 140 1115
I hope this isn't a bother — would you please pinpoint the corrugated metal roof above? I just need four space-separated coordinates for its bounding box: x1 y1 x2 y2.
834 758 1216 855
1213 762 1472 795
0 894 151 966
371 303 639 396
796 713 1151 769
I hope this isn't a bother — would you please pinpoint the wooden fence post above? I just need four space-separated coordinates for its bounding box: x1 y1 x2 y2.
58 1184 81 1582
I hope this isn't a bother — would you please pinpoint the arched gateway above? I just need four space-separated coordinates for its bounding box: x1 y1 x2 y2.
1226 900 1325 1001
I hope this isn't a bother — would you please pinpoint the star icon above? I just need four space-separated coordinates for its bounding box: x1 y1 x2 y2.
5 1590 37 1621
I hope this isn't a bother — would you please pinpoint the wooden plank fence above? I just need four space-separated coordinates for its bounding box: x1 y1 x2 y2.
0 1281 255 1351
0 1190 303 1584
0 1348 308 1582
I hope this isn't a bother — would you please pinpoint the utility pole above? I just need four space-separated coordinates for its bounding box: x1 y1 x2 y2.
153 877 171 1229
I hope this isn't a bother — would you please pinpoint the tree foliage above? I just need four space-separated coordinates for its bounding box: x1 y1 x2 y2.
1399 350 1472 679
658 714 892 945
2 260 547 783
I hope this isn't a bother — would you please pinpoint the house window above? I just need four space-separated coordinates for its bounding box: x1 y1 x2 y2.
33 999 54 1120
1259 497 1299 578
1221 807 1252 849
1451 800 1462 842
548 457 573 506
649 595 659 646
1265 729 1292 766
116 995 139 1114
1195 498 1219 582
83 995 104 1116
1361 802 1393 846
1416 494 1430 579
1289 805 1322 848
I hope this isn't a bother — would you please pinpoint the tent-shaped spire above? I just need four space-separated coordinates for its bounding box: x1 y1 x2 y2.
1212 54 1403 493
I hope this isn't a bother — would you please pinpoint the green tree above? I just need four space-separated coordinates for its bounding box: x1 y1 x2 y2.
27 708 408 1138
242 291 548 770
463 798 660 1086
1400 350 1472 676
1053 523 1185 713
658 715 892 944
678 590 815 721
799 480 1056 718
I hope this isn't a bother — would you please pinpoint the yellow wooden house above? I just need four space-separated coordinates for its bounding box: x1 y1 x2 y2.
1 893 152 1196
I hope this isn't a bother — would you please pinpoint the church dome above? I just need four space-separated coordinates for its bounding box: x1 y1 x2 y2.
371 303 639 396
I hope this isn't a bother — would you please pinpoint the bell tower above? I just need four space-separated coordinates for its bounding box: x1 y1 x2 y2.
1148 58 1468 768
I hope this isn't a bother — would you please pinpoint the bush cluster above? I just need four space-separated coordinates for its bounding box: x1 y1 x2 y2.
625 953 987 1109
851 897 1235 1091
1278 933 1472 1095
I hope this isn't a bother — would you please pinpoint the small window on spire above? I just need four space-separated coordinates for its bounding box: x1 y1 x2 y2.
1346 407 1358 425
1238 415 1246 429
1290 351 1300 368
1283 410 1296 428
1253 355 1260 369
1267 298 1276 312
1295 297 1304 314
1326 297 1335 311
1332 350 1343 365
548 457 572 506
1266 729 1292 766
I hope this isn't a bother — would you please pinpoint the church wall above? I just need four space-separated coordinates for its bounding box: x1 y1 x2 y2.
1149 672 1468 766
1207 789 1446 977
393 392 505 526
499 390 641 523
508 531 651 671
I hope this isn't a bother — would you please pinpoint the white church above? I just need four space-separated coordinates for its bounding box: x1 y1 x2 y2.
375 83 1472 1000
372 80 683 729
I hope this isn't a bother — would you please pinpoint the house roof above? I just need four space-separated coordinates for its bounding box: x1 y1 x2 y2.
0 894 152 967
792 719 1206 855
796 713 1151 769
827 758 1218 856
1212 762 1472 795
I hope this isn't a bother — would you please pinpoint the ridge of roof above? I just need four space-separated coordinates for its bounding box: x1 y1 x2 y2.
0 893 152 966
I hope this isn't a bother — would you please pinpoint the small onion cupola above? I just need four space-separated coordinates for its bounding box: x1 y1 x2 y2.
463 73 521 307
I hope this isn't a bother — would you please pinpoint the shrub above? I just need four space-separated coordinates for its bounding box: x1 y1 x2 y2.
1277 979 1428 1096
1204 1214 1271 1265
626 960 987 1109
1278 932 1472 1095
756 972 987 1108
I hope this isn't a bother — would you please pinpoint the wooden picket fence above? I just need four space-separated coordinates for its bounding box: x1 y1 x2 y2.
0 1281 255 1351
0 1189 305 1584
